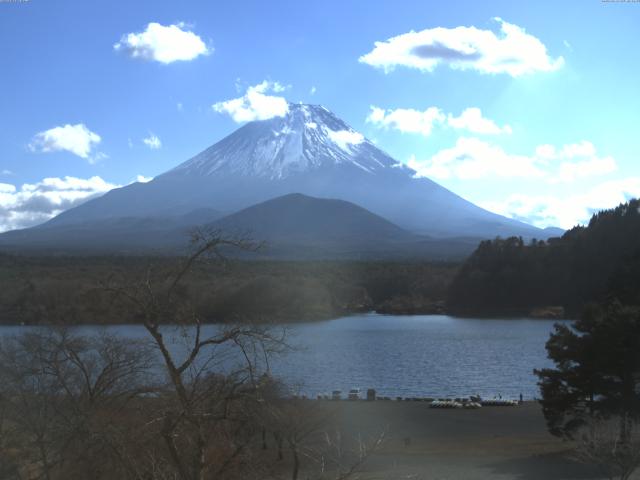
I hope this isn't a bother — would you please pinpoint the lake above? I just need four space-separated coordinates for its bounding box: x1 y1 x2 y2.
0 314 566 400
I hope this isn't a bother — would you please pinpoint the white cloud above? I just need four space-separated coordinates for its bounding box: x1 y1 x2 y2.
533 141 617 183
447 107 512 134
142 133 162 150
367 105 510 136
0 176 119 232
408 137 543 180
1 170 12 176
367 106 445 136
481 178 640 229
271 81 290 93
28 123 102 161
408 138 616 183
310 86 317 95
114 22 210 64
234 78 244 93
359 17 564 77
326 129 364 151
91 152 109 164
212 81 289 122
555 156 616 183
177 102 183 111
136 175 153 183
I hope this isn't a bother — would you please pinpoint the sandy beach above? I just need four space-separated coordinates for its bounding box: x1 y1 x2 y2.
328 400 611 480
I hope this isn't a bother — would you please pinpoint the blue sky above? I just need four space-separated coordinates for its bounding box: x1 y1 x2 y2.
1 0 640 232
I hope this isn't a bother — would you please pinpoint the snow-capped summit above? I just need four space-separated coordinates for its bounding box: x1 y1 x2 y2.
167 103 394 179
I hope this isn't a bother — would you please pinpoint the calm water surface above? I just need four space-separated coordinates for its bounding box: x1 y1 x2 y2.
0 314 566 400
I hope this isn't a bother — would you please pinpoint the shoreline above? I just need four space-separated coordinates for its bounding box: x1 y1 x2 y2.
0 310 573 327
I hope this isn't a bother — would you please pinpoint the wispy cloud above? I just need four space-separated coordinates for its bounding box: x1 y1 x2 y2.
447 108 512 135
114 22 211 64
367 106 445 136
326 129 364 151
408 137 542 180
213 81 289 122
367 106 511 136
28 123 104 162
142 133 162 150
360 18 564 77
408 138 616 183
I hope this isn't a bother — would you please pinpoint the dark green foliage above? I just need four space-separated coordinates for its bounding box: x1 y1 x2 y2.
448 199 640 315
534 303 640 438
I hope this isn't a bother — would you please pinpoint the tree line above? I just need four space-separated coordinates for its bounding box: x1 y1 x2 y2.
0 254 457 325
447 199 640 316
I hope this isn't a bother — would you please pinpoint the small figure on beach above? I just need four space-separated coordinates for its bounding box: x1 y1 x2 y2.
519 393 523 403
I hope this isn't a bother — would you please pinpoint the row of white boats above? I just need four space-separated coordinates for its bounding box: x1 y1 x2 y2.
312 389 520 407
429 399 519 408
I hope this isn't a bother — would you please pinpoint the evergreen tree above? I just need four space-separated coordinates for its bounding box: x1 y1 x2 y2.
535 303 640 438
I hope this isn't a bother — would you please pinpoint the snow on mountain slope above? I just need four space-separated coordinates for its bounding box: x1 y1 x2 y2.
168 104 390 179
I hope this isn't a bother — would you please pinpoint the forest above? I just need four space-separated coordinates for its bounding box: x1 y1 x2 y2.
0 253 457 325
447 199 640 317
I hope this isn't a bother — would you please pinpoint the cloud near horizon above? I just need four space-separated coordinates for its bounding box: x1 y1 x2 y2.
480 177 640 229
360 18 564 77
212 81 290 122
0 176 118 232
408 138 616 182
405 137 624 229
114 22 211 64
28 123 104 162
0 174 153 232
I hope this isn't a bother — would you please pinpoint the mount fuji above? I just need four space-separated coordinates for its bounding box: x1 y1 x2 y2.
0 103 555 257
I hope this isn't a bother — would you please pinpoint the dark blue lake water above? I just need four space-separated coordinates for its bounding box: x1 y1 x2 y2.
0 314 566 400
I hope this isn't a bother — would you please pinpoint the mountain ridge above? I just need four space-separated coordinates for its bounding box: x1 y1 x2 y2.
0 103 561 254
0 193 481 259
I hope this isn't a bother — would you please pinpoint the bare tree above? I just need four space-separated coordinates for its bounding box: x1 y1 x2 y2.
574 417 640 480
104 228 288 480
0 328 155 479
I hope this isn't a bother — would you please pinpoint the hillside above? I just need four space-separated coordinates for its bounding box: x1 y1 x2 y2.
0 193 481 260
447 199 640 316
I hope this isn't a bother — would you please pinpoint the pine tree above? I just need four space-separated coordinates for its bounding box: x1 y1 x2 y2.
535 303 640 438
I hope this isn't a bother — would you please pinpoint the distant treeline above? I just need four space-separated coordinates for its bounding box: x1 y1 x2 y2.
0 255 457 325
447 199 640 317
